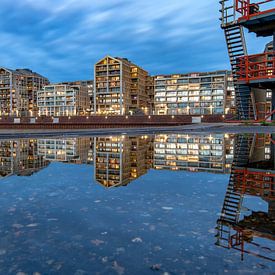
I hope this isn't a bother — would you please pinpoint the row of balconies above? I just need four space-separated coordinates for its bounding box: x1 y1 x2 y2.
155 77 226 84
155 90 225 96
155 84 227 90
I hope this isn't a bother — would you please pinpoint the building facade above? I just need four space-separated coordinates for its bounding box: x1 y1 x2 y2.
94 56 149 115
154 71 234 115
59 80 94 113
130 65 149 114
0 67 49 116
37 84 90 116
146 75 155 115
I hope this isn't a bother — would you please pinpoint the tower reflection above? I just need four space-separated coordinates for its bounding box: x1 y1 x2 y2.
216 134 275 261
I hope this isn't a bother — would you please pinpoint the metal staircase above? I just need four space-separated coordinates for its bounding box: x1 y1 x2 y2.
216 134 253 248
220 0 255 120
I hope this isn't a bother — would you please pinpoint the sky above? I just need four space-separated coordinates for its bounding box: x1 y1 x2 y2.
0 0 271 82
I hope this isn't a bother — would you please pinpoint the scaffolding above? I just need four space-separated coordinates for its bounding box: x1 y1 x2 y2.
220 0 275 120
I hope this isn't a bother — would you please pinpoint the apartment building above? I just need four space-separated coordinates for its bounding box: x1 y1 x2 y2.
37 138 90 163
59 80 94 113
153 134 234 174
146 75 155 115
154 71 234 115
0 67 49 116
130 65 149 114
253 41 274 119
94 56 149 115
37 84 90 116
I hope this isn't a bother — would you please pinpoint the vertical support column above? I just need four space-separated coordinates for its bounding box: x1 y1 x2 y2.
272 31 275 121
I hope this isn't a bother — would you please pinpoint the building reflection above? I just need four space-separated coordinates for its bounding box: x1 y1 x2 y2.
93 135 153 187
216 134 275 261
154 134 234 173
0 137 93 178
93 133 234 188
37 138 91 164
0 139 50 177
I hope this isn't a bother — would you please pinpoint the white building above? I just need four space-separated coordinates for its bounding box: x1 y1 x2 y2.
37 84 90 116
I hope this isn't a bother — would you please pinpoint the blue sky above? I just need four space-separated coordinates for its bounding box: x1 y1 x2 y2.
0 0 270 82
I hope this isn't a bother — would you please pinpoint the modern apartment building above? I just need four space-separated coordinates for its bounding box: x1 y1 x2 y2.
130 65 149 114
146 75 155 115
94 56 149 115
153 134 234 174
58 80 94 113
37 84 90 116
253 41 274 119
0 67 49 116
154 71 235 115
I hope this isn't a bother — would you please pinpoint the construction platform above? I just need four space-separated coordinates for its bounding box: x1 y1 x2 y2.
238 8 275 36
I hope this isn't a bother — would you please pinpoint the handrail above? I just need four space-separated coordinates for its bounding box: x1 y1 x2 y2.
235 0 275 20
236 51 275 83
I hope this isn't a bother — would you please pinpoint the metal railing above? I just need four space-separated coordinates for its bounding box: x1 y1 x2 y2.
236 51 275 82
234 168 275 199
235 0 275 20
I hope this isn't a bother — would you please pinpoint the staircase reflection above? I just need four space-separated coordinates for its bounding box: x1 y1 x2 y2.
216 133 275 262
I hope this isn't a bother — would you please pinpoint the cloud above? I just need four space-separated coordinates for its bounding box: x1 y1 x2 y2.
0 0 269 82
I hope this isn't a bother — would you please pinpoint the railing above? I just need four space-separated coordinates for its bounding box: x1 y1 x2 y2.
234 168 275 199
236 51 275 82
235 0 275 20
220 0 237 26
230 227 275 261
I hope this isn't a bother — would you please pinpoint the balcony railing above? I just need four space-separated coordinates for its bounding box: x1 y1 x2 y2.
236 51 275 82
235 0 275 20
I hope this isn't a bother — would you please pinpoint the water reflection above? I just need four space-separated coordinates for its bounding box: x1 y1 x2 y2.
94 136 153 187
0 134 237 182
0 133 273 270
154 134 234 173
216 134 275 262
37 138 92 164
0 139 50 178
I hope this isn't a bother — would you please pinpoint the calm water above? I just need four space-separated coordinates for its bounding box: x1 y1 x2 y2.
0 133 274 274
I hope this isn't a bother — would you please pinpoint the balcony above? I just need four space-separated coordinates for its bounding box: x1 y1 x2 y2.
236 52 275 84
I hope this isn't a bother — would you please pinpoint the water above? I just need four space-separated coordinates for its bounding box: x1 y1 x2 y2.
0 133 274 274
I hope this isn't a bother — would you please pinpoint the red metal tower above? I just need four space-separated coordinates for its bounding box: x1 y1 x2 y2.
220 0 275 120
